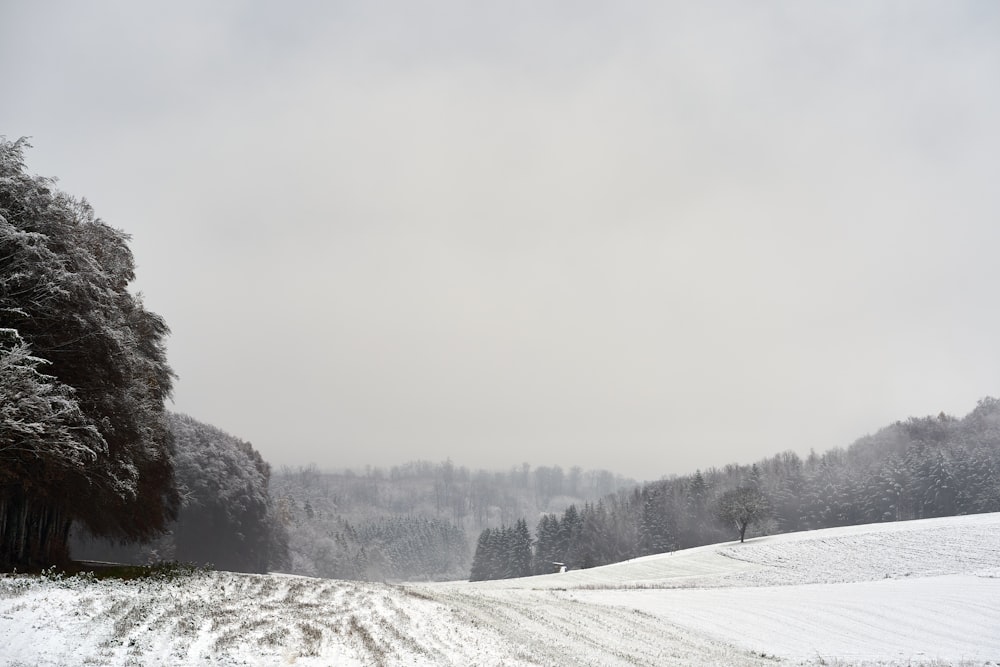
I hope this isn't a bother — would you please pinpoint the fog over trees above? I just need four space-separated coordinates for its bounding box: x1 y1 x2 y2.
271 461 634 581
274 396 1000 583
167 413 286 572
4 138 1000 585
73 412 288 573
469 398 1000 581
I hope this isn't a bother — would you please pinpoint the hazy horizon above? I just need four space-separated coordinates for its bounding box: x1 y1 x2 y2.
4 1 1000 481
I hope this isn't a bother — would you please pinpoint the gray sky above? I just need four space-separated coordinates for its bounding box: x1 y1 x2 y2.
4 1 1000 481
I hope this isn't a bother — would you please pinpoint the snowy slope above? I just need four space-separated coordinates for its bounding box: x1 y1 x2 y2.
1 513 998 666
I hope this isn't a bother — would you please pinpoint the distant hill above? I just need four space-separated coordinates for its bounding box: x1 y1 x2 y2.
471 396 1000 580
271 460 636 580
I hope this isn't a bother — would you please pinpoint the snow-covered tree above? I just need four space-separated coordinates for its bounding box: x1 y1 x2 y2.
509 519 532 578
468 530 493 581
638 486 674 556
167 413 281 572
532 513 562 575
0 330 104 472
715 485 769 543
0 330 108 565
1 137 176 570
71 412 290 573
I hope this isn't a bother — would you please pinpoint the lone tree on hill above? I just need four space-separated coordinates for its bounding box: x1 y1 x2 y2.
716 485 769 543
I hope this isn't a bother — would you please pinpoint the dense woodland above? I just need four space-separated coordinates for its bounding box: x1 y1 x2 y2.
72 412 288 573
1 139 285 573
271 461 634 581
470 399 1000 581
1 139 176 570
4 137 1000 585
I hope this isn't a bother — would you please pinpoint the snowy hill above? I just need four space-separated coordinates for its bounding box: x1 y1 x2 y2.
2 513 998 666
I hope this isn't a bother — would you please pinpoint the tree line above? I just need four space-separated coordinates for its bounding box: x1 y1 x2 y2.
1 138 176 570
469 399 1000 581
278 511 469 581
6 138 997 580
1 138 284 573
270 460 634 581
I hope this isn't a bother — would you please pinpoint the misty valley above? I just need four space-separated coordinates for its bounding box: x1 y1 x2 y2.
68 398 1000 589
5 4 1000 655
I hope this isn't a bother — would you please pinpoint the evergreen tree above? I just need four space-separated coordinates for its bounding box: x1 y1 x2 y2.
510 519 532 578
638 486 674 556
679 470 710 547
488 527 509 579
469 529 494 581
769 452 807 532
532 514 562 574
559 504 583 568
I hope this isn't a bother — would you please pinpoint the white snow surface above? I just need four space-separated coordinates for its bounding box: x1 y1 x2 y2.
2 513 999 666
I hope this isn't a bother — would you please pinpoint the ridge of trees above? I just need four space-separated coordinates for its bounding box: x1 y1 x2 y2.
469 398 1000 581
1 138 176 570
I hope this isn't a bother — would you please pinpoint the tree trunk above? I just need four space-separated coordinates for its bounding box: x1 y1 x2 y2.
0 490 72 570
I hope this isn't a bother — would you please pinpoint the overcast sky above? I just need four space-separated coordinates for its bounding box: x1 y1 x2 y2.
3 2 1000 480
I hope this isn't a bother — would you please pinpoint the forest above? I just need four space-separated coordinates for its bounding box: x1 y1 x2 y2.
1 138 176 570
264 396 1000 583
469 399 1000 580
270 461 634 581
0 139 284 573
72 412 288 573
3 137 999 584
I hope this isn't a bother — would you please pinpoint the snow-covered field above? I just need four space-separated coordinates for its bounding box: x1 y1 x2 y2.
2 513 999 666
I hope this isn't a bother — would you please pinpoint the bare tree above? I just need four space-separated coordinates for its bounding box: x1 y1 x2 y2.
715 485 769 543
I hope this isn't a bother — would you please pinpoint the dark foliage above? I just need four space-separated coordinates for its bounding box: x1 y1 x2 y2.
469 519 532 581
32 560 209 581
1 138 176 570
72 413 288 574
